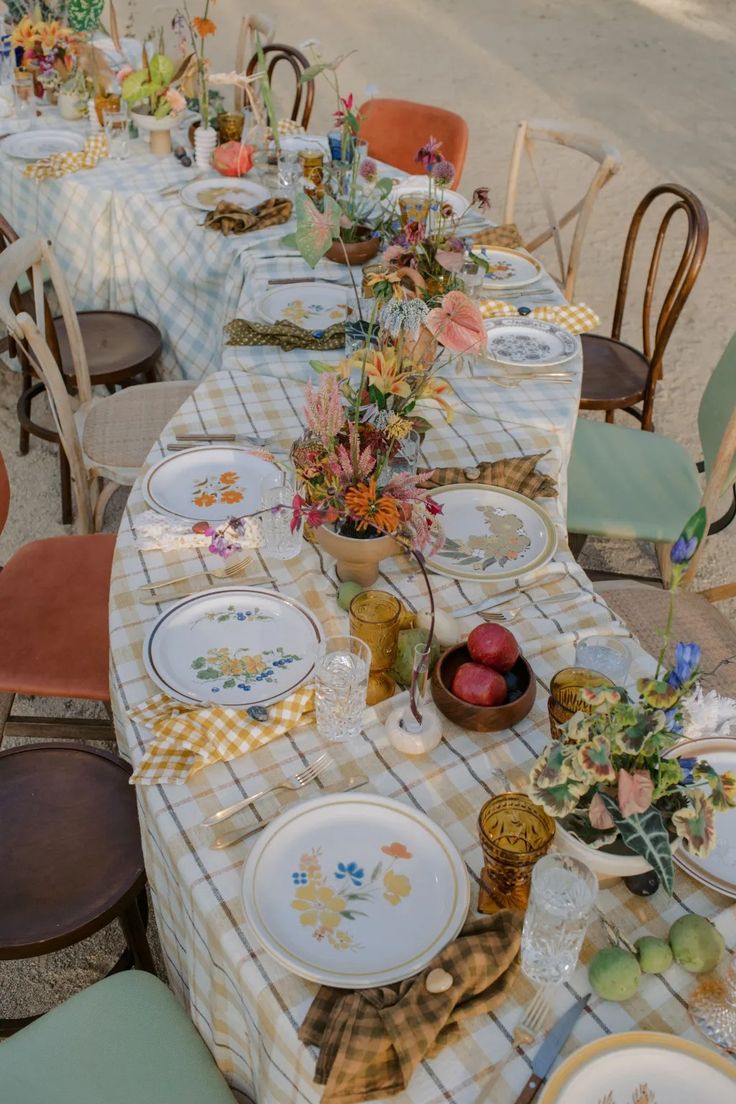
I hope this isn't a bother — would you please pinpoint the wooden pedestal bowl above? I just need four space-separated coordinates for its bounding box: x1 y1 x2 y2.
431 644 536 733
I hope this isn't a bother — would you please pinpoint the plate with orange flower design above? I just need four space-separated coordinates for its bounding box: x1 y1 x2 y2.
425 484 558 582
242 793 470 986
142 445 283 523
143 586 323 706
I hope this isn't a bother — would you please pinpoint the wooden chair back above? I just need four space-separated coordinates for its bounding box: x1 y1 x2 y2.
0 214 62 373
611 184 708 411
0 235 95 533
0 449 9 538
698 332 736 527
244 43 315 129
502 119 621 300
357 98 469 187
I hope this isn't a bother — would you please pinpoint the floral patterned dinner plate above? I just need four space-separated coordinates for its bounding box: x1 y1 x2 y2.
539 1031 736 1104
180 176 270 211
143 587 323 707
484 317 579 367
142 445 283 523
425 484 558 583
668 738 736 898
474 246 543 289
241 793 470 987
255 283 350 330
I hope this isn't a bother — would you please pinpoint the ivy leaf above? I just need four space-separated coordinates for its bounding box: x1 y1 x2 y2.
195 667 221 681
599 793 674 895
67 0 105 32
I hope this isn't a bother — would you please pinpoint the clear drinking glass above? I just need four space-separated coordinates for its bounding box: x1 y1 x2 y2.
521 854 597 985
462 260 484 299
276 148 301 198
13 69 33 122
103 108 130 160
689 953 736 1052
260 483 301 560
575 635 632 684
314 635 370 742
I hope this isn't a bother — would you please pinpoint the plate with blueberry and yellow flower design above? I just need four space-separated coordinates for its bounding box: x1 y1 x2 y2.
143 587 323 707
242 793 469 987
142 445 283 523
255 283 350 330
425 484 557 582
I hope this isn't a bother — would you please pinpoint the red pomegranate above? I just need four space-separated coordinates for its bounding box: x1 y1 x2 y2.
213 142 254 177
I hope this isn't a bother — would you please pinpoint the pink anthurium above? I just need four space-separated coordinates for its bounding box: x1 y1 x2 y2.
589 792 615 830
425 290 485 354
617 768 654 818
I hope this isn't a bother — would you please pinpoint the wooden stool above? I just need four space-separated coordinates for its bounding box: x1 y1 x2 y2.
0 742 154 1037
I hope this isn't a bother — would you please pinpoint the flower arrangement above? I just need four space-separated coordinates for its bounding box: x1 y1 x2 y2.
121 51 190 118
172 2 215 128
384 135 491 294
528 508 736 895
11 13 82 91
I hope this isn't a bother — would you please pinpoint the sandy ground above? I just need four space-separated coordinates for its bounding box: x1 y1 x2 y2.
1 0 735 1017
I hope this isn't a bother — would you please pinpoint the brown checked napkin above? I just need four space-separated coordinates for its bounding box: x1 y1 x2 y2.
202 196 293 236
472 224 524 250
299 911 521 1104
421 452 558 498
225 317 346 351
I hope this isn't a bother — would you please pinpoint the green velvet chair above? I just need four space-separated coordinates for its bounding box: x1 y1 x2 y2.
568 331 736 582
0 972 237 1104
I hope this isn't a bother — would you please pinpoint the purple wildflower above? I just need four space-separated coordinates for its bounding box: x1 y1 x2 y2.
359 158 378 183
415 136 442 170
432 159 455 186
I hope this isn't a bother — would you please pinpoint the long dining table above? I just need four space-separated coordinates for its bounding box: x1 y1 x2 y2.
108 210 735 1103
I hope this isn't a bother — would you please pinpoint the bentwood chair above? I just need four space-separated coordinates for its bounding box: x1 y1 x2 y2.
568 331 736 586
0 448 114 744
0 972 237 1102
245 43 315 129
357 99 469 187
0 235 195 533
0 216 164 526
486 119 621 300
580 184 708 431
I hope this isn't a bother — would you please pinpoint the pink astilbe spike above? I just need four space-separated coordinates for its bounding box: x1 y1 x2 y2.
305 376 346 446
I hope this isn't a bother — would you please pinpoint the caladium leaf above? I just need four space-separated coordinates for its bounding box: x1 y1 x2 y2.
295 193 342 267
599 793 674 895
150 53 175 88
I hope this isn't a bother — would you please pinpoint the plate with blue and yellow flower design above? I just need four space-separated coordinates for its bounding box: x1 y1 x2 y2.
242 793 470 987
143 586 323 707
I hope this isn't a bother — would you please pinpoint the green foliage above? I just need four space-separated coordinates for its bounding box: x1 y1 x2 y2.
67 0 105 32
599 793 674 895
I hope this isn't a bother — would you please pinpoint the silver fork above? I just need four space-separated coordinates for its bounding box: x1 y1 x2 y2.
478 590 580 622
201 753 333 828
512 987 553 1046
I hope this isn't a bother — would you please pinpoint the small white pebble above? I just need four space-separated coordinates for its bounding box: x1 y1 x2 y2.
425 967 453 993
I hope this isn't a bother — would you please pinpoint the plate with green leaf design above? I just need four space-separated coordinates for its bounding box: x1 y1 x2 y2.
143 587 323 706
242 793 470 987
425 484 558 582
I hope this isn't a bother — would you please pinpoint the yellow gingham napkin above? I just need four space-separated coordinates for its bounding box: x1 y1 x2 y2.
23 134 109 180
479 298 600 334
128 685 314 784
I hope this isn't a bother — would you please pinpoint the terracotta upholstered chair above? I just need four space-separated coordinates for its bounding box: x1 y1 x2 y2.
0 215 164 526
0 234 195 533
357 98 468 186
0 448 115 744
579 184 708 431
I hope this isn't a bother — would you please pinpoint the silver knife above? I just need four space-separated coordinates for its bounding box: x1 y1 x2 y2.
267 276 351 286
210 774 369 849
175 432 274 446
511 992 590 1104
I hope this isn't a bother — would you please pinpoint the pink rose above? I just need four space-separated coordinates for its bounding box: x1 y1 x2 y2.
164 87 187 114
117 65 133 84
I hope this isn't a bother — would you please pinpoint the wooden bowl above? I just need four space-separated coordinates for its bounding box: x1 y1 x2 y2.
431 644 536 732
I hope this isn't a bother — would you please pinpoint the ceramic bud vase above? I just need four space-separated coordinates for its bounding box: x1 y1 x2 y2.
194 125 217 168
386 645 443 755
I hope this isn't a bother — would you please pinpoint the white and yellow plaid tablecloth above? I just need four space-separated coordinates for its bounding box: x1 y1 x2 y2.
110 351 735 1104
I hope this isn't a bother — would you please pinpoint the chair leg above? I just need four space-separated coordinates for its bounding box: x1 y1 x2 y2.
568 533 587 559
59 448 73 526
698 582 736 603
18 372 32 455
655 542 673 587
0 691 14 748
119 892 156 974
144 364 158 383
93 479 119 531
